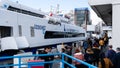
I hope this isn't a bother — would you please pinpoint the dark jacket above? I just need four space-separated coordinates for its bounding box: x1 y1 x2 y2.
106 49 116 61
92 47 100 62
112 52 120 68
84 48 94 64
83 41 89 49
38 50 54 61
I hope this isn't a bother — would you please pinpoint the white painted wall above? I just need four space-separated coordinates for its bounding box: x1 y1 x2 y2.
0 9 19 37
87 25 95 31
89 0 113 5
89 0 120 50
89 0 120 6
112 4 120 50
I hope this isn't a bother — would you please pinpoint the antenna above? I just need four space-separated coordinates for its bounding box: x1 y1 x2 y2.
16 1 19 3
50 5 52 12
56 4 59 14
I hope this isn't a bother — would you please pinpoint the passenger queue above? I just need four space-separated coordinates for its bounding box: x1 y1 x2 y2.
36 33 120 68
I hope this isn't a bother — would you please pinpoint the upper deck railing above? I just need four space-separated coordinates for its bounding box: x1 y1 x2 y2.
0 53 97 68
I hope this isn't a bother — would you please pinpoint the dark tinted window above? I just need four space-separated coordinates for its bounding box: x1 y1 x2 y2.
44 31 85 39
8 6 44 18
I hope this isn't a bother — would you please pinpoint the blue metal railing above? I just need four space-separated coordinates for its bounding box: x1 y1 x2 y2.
0 53 97 68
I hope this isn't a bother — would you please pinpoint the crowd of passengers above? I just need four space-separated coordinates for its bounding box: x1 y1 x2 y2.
36 33 120 68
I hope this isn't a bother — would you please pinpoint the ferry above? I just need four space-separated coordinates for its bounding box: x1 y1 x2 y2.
0 0 86 56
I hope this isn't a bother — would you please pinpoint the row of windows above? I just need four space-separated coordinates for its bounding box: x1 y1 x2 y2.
61 20 69 23
48 20 61 25
18 26 85 38
18 25 34 37
8 6 44 18
76 17 85 21
44 31 85 39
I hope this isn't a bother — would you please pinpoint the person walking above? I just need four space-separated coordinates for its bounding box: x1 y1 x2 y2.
98 52 113 68
92 44 100 66
73 48 87 68
84 48 94 64
103 33 109 46
106 45 116 62
99 38 105 52
83 40 89 53
37 47 54 68
87 38 93 48
112 47 120 68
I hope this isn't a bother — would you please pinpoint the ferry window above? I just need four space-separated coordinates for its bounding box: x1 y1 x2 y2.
30 26 35 37
0 26 13 38
8 6 20 12
65 32 73 37
44 31 85 39
45 31 65 39
61 20 69 23
8 6 44 18
48 20 61 25
48 20 54 24
18 25 22 36
72 33 85 37
79 33 85 37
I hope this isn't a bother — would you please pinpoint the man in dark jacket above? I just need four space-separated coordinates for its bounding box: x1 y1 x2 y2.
106 45 116 62
38 47 54 68
92 45 100 66
83 40 89 53
112 47 120 68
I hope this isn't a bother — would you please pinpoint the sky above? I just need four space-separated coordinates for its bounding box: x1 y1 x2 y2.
10 0 102 25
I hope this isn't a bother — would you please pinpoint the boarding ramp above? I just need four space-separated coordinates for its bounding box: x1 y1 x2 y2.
0 53 97 68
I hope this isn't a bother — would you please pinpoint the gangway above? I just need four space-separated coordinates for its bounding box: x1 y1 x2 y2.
0 53 97 68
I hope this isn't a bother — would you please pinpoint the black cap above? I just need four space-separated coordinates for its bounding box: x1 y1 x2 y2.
116 47 120 51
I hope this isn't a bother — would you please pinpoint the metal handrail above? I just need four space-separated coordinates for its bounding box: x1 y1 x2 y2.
0 53 97 68
62 53 97 68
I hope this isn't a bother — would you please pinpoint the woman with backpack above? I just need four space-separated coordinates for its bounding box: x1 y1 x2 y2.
98 52 113 68
73 48 88 68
